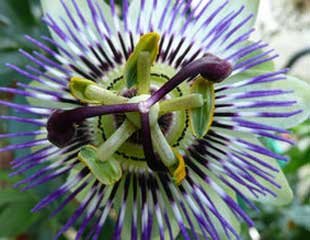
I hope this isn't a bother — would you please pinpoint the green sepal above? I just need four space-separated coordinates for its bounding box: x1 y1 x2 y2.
190 77 215 138
124 32 160 88
78 145 122 185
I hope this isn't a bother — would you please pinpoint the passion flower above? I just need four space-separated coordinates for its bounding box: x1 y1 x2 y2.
1 0 310 239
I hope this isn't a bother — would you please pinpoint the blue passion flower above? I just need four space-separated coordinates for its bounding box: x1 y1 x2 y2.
1 0 310 239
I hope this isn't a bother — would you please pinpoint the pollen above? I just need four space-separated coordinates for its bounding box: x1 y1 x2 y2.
171 148 187 185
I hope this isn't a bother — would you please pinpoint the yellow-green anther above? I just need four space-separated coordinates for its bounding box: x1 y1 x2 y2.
159 94 204 115
151 123 177 168
124 32 160 88
171 148 186 185
70 77 127 104
137 51 151 95
97 120 137 162
189 77 215 138
78 145 122 185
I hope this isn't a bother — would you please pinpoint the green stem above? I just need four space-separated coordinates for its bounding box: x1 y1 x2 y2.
151 123 176 168
85 85 127 105
159 94 203 115
97 120 137 161
137 51 151 95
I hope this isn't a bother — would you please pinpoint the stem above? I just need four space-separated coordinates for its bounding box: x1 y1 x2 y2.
140 112 167 172
147 54 232 106
159 94 203 115
151 123 176 167
137 51 151 95
85 85 127 104
97 120 137 162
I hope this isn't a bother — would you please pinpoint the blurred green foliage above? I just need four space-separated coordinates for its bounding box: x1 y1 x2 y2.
0 0 49 87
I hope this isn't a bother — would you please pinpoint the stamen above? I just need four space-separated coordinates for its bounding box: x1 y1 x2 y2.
84 84 127 104
159 94 204 115
151 123 187 183
151 123 176 167
124 32 160 88
147 53 232 106
137 51 151 95
47 103 139 147
70 77 127 104
97 120 137 162
140 112 167 172
172 149 186 185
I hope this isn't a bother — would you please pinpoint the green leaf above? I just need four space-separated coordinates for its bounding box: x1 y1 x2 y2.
0 0 48 87
124 32 160 88
78 145 122 185
0 189 31 207
0 202 40 237
0 170 22 183
189 77 215 138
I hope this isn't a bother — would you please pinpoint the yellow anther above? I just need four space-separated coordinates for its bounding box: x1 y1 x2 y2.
69 77 127 104
171 149 187 185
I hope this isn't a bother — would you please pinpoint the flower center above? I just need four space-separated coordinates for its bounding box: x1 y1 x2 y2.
46 32 232 185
